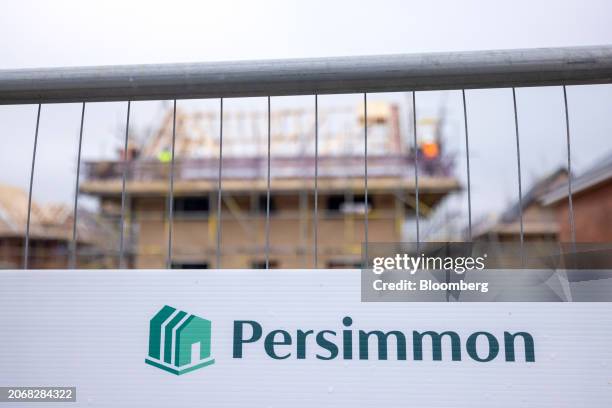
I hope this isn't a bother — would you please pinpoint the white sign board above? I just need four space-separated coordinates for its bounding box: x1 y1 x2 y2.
1 270 611 407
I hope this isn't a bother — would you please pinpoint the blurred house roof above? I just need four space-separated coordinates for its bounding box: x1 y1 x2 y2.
472 168 568 240
500 168 568 222
0 183 51 239
138 104 405 160
0 183 115 245
82 103 460 198
541 151 612 205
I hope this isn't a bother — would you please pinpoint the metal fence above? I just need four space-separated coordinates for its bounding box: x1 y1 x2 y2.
1 45 612 270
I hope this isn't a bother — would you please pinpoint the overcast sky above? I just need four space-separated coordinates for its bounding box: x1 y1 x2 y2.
1 0 611 235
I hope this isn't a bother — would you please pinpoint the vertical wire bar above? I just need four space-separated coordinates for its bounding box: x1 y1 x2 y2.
69 102 86 269
461 90 473 241
562 85 576 244
363 93 369 267
265 96 271 269
166 100 177 269
412 92 420 243
23 104 41 269
216 98 223 268
313 94 318 269
511 88 525 259
118 101 131 268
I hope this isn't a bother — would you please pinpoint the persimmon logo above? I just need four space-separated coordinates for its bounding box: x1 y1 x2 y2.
144 308 535 375
145 305 215 375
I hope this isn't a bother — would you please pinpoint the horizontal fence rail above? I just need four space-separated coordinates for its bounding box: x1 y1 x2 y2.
1 45 611 270
0 46 612 104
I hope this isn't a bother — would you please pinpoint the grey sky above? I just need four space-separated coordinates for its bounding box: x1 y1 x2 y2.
1 0 611 235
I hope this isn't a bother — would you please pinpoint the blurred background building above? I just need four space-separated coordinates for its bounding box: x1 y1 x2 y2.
3 96 612 269
542 153 612 242
472 154 612 244
0 184 116 268
79 101 459 268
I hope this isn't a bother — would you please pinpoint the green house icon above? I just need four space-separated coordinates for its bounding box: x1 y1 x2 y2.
145 305 215 375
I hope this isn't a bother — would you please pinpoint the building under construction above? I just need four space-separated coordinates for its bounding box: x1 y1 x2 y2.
80 101 459 269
